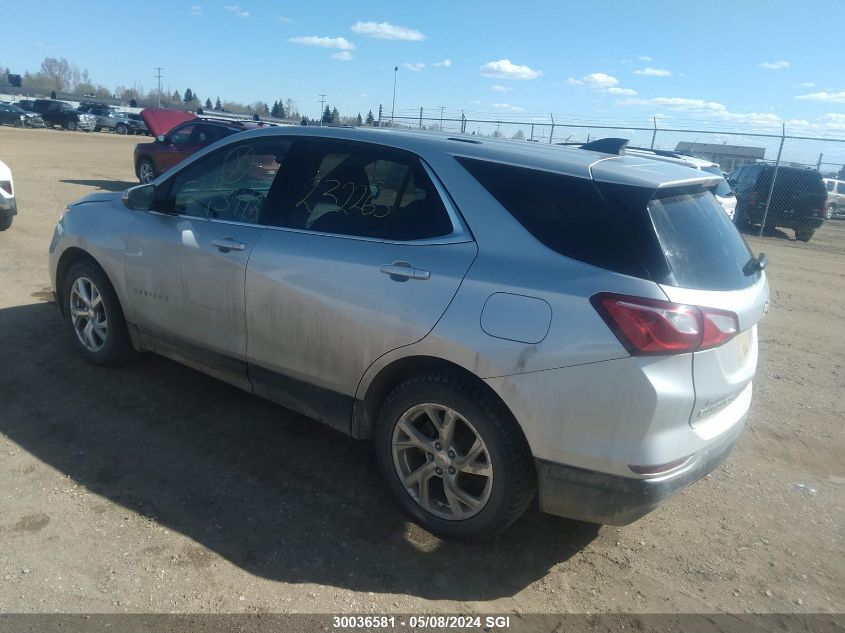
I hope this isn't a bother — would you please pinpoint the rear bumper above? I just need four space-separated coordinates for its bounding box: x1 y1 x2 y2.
535 417 744 525
0 196 16 217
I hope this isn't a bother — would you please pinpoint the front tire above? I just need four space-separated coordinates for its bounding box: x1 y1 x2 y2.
375 371 535 540
137 158 156 184
64 120 78 131
0 215 12 231
795 228 815 242
116 123 128 135
62 260 134 365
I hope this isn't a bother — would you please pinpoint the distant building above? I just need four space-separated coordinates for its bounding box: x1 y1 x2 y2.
674 141 766 171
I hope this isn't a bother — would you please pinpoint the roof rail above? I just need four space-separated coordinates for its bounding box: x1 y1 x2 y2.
627 146 686 159
579 138 629 155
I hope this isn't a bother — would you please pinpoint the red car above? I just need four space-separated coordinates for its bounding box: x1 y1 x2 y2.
134 109 268 183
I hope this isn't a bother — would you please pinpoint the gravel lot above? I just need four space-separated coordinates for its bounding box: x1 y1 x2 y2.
0 126 842 617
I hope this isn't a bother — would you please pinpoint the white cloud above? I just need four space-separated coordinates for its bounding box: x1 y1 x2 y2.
568 72 637 95
491 85 509 92
480 59 542 80
403 62 426 71
277 15 293 23
618 95 788 128
795 90 845 103
638 55 652 62
798 82 815 88
634 67 671 77
607 87 638 96
760 60 790 70
431 59 451 68
224 4 249 17
190 4 202 16
568 72 618 89
289 35 355 50
492 103 525 112
332 51 352 61
351 21 425 41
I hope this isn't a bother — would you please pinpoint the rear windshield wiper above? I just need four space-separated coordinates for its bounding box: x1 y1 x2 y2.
743 252 767 276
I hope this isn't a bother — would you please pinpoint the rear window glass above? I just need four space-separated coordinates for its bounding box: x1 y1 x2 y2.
773 168 825 193
648 191 757 290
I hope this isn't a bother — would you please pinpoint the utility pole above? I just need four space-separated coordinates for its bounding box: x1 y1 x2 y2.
318 93 327 126
439 106 445 131
650 116 658 149
390 66 398 126
154 67 163 108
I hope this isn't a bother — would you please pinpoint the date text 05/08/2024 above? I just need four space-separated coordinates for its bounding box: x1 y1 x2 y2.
332 615 512 629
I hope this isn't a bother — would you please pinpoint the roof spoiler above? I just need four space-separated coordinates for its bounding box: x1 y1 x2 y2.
580 138 629 155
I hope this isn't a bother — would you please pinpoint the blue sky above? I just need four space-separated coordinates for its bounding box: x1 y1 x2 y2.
6 0 845 134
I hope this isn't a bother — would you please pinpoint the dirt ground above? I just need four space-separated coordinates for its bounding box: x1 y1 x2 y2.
0 126 842 617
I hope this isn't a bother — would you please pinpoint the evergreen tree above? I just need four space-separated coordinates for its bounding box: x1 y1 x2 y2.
277 99 286 118
331 107 340 124
321 105 332 124
365 110 375 125
214 96 222 111
205 97 212 109
183 88 194 103
356 112 363 126
172 90 181 102
271 100 280 118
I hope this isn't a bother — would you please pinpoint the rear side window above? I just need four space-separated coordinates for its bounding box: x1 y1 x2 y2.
283 140 453 241
836 182 845 194
774 168 826 194
648 190 757 290
456 157 649 278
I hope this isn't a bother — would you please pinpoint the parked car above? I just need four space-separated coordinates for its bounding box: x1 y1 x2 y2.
50 130 768 539
625 147 737 220
15 99 97 131
0 103 45 128
823 178 845 219
0 159 16 231
77 104 134 134
134 108 266 183
125 112 149 136
728 163 828 241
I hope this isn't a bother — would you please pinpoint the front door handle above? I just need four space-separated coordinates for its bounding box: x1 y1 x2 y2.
379 261 430 281
211 237 246 252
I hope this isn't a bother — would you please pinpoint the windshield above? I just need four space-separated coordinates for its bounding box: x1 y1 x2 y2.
648 190 758 290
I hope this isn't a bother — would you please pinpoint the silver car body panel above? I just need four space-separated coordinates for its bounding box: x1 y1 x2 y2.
49 127 768 524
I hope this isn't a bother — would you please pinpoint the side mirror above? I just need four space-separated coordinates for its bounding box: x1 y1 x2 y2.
156 134 165 143
122 183 155 211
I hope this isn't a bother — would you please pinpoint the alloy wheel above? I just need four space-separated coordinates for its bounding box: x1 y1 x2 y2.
392 403 493 521
69 277 108 352
138 162 154 184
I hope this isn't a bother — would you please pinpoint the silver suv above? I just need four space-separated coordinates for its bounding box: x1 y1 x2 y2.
48 129 769 539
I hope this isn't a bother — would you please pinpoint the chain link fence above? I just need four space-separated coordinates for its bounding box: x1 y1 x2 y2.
386 107 845 241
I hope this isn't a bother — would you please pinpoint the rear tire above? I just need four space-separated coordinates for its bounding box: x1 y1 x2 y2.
116 123 128 135
795 228 815 242
62 260 134 366
0 215 12 231
375 370 535 540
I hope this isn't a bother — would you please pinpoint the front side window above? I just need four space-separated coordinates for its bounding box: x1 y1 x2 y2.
167 124 195 146
166 138 292 224
283 140 453 240
826 180 835 192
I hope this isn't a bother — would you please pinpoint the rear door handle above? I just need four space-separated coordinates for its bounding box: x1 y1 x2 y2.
211 237 247 252
379 262 430 281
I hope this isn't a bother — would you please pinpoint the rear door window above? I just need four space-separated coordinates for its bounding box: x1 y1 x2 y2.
282 139 454 241
837 182 845 194
648 190 757 290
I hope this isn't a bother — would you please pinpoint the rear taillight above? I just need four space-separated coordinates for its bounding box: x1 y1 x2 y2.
591 293 739 355
0 181 11 196
748 190 759 206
